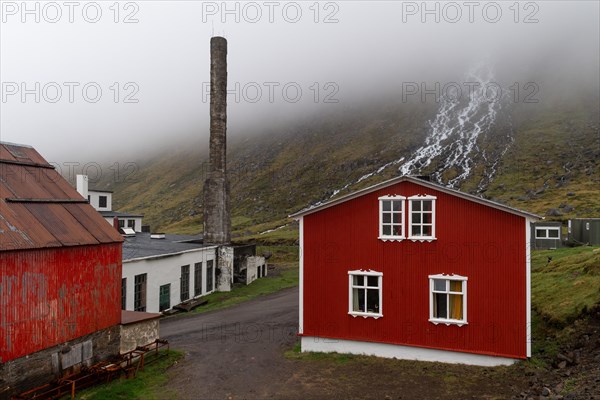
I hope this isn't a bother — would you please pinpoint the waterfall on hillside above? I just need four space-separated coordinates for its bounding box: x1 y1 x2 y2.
398 64 503 188
311 64 511 209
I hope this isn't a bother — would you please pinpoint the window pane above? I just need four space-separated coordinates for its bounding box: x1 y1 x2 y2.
353 288 365 312
548 229 560 238
449 280 462 292
449 294 463 320
353 275 364 286
412 225 421 236
382 225 391 235
536 229 546 238
423 200 432 211
194 262 202 296
392 213 401 223
383 213 391 223
382 201 391 211
412 213 421 223
422 225 432 236
392 201 402 211
366 289 379 313
393 225 403 236
422 213 432 224
412 201 421 211
434 293 447 319
433 279 446 291
367 276 378 287
159 284 170 312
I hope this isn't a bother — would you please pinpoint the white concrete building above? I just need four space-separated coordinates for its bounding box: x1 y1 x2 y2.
76 174 144 232
121 233 219 313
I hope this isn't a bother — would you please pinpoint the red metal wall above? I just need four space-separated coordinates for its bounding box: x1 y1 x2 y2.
0 243 122 362
302 180 527 359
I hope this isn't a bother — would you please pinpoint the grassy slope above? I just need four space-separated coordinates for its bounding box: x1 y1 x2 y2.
531 246 600 324
101 95 598 241
483 99 600 220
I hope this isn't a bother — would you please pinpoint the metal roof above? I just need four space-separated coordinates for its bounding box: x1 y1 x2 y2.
122 232 216 262
0 142 123 251
289 176 542 220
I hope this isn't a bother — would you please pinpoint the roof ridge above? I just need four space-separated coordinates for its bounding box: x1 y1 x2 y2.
289 175 541 220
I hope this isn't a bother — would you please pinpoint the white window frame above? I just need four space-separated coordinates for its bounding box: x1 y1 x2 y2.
378 195 406 241
408 195 437 242
429 274 468 327
535 227 560 239
348 269 383 319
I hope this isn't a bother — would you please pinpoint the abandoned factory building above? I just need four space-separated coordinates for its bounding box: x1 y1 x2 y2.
0 142 124 396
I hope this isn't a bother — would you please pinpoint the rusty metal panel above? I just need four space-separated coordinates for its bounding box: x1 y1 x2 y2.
24 203 100 247
1 143 48 165
0 199 61 251
18 145 49 165
0 243 122 362
40 168 85 200
0 144 18 162
63 204 123 244
1 163 55 199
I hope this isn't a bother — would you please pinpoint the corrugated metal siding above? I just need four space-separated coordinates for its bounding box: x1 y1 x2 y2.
0 243 122 362
303 180 527 359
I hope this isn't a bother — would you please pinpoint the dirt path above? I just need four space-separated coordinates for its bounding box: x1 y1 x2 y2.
160 287 301 399
159 288 541 399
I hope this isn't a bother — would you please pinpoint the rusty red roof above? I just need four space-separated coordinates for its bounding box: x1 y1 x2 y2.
0 142 123 251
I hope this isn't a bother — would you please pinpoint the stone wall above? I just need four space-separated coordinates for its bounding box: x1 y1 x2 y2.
120 319 160 354
0 325 120 399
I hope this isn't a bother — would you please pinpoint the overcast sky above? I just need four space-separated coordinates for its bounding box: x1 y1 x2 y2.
1 1 598 163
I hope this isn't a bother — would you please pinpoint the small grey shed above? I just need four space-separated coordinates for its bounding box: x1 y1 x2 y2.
531 221 563 250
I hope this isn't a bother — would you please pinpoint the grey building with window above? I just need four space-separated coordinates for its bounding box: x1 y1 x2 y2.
531 221 563 250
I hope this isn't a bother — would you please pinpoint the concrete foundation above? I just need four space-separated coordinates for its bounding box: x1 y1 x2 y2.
0 325 120 399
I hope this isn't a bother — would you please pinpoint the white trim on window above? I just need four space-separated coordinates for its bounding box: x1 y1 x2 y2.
408 195 436 242
348 269 383 319
428 273 467 327
378 195 406 241
535 226 560 239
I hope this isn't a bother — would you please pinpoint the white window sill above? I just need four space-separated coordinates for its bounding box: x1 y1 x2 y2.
378 236 405 242
349 311 383 319
429 318 467 327
408 236 437 242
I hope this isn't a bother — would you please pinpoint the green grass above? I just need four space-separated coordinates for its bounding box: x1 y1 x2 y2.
531 246 600 325
74 350 183 400
256 245 299 263
284 342 362 365
180 265 298 316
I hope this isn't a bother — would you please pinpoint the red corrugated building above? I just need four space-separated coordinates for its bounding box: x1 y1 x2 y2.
0 142 123 394
291 176 540 366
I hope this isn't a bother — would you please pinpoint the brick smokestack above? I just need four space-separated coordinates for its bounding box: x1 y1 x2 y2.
203 36 231 245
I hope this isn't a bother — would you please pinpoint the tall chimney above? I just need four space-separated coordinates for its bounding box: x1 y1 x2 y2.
203 36 231 245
